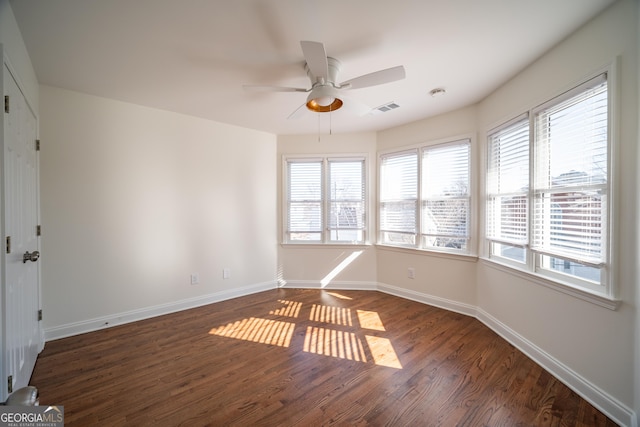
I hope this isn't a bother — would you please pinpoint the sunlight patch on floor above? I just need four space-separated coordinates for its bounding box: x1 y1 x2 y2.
325 291 353 300
270 300 302 318
208 299 402 369
209 317 295 347
357 310 385 331
310 304 353 326
365 335 403 369
303 326 367 362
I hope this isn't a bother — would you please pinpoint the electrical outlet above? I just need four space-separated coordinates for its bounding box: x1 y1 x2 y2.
408 268 415 279
190 273 199 285
223 268 231 279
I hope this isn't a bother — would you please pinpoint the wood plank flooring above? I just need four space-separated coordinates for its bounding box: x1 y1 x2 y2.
30 289 618 426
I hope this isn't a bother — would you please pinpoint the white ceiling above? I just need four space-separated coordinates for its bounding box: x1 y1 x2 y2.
10 0 615 135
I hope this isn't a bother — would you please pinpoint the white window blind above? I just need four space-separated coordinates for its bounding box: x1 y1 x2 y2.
328 159 366 242
485 72 611 293
487 118 530 251
287 160 322 242
379 151 418 246
421 141 470 250
532 76 607 267
285 156 367 244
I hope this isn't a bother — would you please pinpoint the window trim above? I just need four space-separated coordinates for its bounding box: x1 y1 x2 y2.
482 62 619 306
283 154 369 245
377 135 475 256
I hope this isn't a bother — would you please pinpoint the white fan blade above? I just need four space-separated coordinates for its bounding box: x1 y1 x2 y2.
287 102 308 120
341 96 372 117
340 65 406 90
243 85 309 93
300 41 328 80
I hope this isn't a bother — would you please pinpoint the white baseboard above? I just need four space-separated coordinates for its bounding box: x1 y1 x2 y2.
44 281 277 341
279 280 377 290
376 282 477 317
476 308 636 427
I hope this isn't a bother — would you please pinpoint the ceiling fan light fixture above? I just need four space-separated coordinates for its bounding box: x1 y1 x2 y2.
306 85 343 112
307 97 343 112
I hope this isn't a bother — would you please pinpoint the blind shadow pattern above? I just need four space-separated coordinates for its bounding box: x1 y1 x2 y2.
209 296 402 369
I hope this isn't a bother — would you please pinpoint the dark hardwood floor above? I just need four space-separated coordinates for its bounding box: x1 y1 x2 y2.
30 289 617 426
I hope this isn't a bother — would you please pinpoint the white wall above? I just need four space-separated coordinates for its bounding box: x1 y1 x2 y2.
39 86 278 337
475 0 638 424
376 106 479 310
277 133 378 289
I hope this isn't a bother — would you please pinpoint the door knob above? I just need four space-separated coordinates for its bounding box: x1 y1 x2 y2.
23 251 40 263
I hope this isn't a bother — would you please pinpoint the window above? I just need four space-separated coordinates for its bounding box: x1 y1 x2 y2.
285 157 366 244
487 73 610 295
379 139 471 253
487 116 530 263
422 142 471 251
379 151 418 246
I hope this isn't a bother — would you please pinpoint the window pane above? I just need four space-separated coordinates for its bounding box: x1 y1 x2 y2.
287 161 322 242
533 190 605 263
381 231 416 246
533 79 607 265
330 229 363 242
422 143 470 197
290 232 321 241
539 255 601 284
329 161 364 200
380 151 418 200
491 242 526 263
534 82 607 190
422 141 470 251
487 119 529 245
380 201 417 233
423 199 469 249
289 162 321 201
380 152 418 245
328 160 365 243
487 195 528 244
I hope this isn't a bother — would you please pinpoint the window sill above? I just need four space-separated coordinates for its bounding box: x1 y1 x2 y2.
480 257 620 310
375 244 479 263
280 243 374 250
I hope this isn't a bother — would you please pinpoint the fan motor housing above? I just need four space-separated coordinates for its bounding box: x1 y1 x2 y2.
305 57 342 87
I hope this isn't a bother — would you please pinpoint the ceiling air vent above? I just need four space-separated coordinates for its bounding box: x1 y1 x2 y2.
371 102 400 115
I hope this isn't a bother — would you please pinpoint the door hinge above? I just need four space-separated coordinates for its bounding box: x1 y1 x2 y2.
7 376 13 394
5 236 11 254
36 139 41 151
38 309 43 321
37 225 42 236
4 95 9 113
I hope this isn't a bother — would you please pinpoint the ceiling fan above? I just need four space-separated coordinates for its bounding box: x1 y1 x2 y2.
243 41 406 118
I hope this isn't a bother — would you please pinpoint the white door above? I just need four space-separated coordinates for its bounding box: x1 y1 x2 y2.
3 62 42 399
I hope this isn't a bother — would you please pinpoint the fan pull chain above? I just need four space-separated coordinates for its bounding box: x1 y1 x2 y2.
329 108 333 135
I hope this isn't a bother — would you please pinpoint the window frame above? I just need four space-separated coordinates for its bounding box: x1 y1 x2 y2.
484 68 617 305
283 154 368 245
378 137 473 256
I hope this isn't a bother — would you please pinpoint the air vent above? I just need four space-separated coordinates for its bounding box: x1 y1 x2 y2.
371 102 400 115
